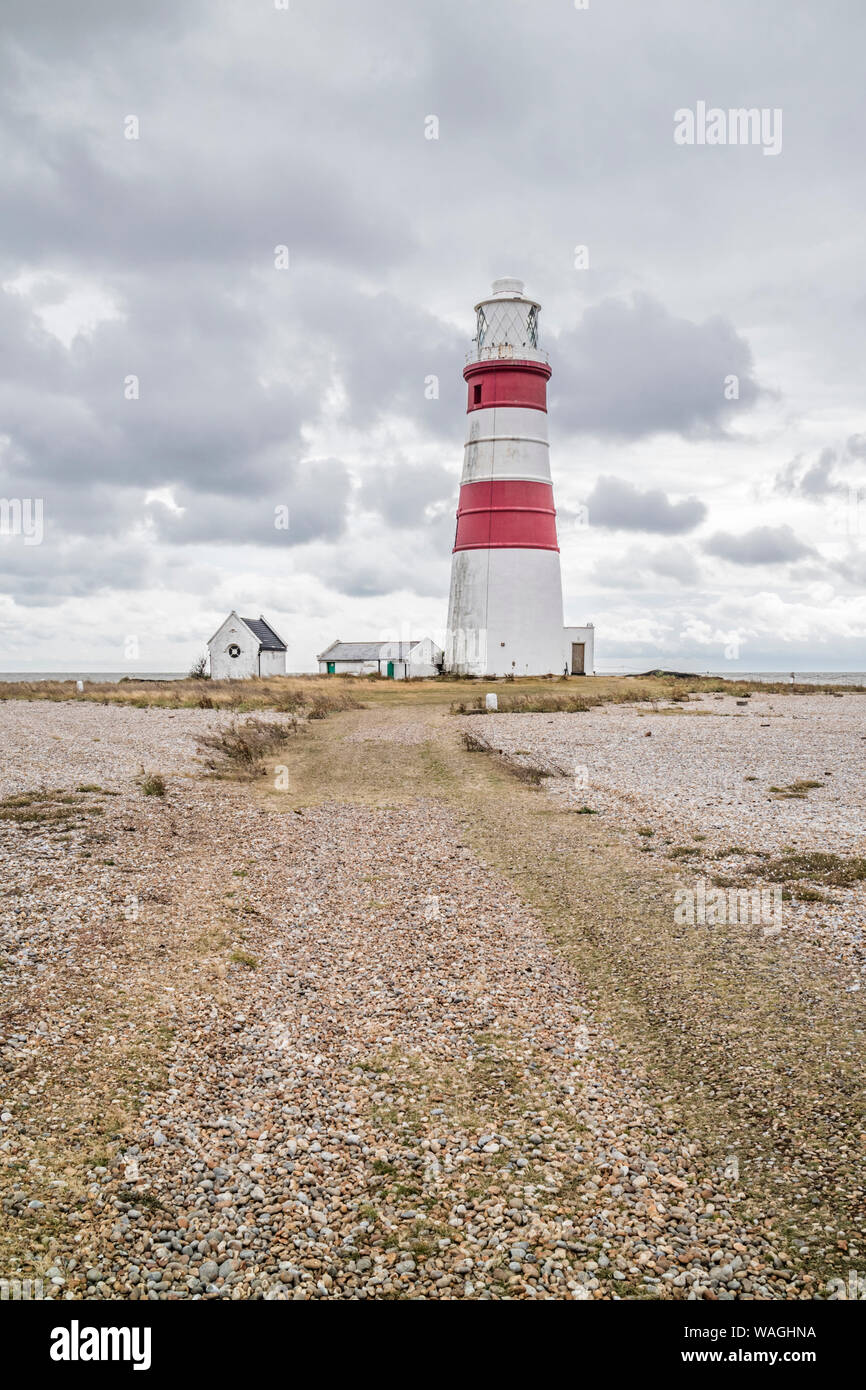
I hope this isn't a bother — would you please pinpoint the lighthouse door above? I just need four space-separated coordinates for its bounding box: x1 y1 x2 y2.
570 642 585 675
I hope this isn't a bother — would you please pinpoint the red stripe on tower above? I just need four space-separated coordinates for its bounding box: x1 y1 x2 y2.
463 359 551 412
453 479 559 552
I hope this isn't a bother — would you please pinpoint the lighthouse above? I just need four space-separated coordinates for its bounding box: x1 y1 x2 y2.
445 278 593 677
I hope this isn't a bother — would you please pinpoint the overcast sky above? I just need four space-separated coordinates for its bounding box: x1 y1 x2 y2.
1 0 864 673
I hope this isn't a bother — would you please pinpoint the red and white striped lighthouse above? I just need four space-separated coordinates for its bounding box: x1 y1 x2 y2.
446 278 574 676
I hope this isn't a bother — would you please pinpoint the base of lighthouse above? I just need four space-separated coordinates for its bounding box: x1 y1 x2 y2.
447 547 580 677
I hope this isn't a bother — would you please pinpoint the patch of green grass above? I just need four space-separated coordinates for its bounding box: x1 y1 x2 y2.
768 779 824 800
140 772 166 797
229 950 258 969
790 886 829 903
0 789 102 829
454 693 591 715
119 1188 170 1214
762 852 866 887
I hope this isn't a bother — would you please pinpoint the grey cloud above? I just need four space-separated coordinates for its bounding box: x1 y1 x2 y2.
0 277 311 501
0 0 198 56
359 459 456 528
775 449 838 498
288 279 467 438
324 550 448 601
649 545 702 586
831 544 866 588
550 295 763 440
0 537 149 607
584 475 706 534
590 542 701 589
147 462 351 547
703 525 815 566
775 437 866 498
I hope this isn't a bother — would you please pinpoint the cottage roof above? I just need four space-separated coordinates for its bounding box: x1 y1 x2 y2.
317 640 426 662
206 611 287 651
241 617 287 651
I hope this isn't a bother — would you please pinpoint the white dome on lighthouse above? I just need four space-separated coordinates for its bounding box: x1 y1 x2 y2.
489 277 526 297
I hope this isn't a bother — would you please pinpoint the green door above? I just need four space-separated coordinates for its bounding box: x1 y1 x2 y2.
387 661 395 679
327 662 336 674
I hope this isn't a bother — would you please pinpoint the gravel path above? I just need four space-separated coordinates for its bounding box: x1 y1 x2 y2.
0 699 852 1299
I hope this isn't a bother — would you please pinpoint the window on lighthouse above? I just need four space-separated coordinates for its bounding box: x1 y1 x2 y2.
473 383 482 405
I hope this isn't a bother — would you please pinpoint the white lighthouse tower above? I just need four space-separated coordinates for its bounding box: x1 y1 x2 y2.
445 278 593 677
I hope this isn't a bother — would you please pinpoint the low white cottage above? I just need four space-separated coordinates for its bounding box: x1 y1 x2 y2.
208 612 287 680
317 638 443 680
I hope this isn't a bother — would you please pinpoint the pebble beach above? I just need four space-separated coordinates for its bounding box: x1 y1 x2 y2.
0 693 863 1300
464 691 866 984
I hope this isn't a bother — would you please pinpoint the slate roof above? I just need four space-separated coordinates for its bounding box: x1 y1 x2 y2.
240 617 287 651
317 640 426 662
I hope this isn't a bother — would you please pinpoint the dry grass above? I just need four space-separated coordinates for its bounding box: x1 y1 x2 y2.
0 676 365 714
0 789 104 830
0 671 861 717
139 771 166 797
197 717 302 778
768 779 825 799
454 692 594 714
450 674 865 715
760 851 866 887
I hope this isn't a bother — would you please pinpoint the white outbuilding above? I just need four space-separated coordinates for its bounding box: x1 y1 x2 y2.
208 612 287 680
317 638 444 679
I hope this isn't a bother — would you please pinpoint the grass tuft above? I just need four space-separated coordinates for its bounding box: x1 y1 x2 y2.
140 772 166 797
197 718 300 778
761 851 866 886
768 779 824 799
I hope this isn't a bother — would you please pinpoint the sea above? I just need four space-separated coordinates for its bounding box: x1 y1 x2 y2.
595 669 866 686
0 672 188 683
